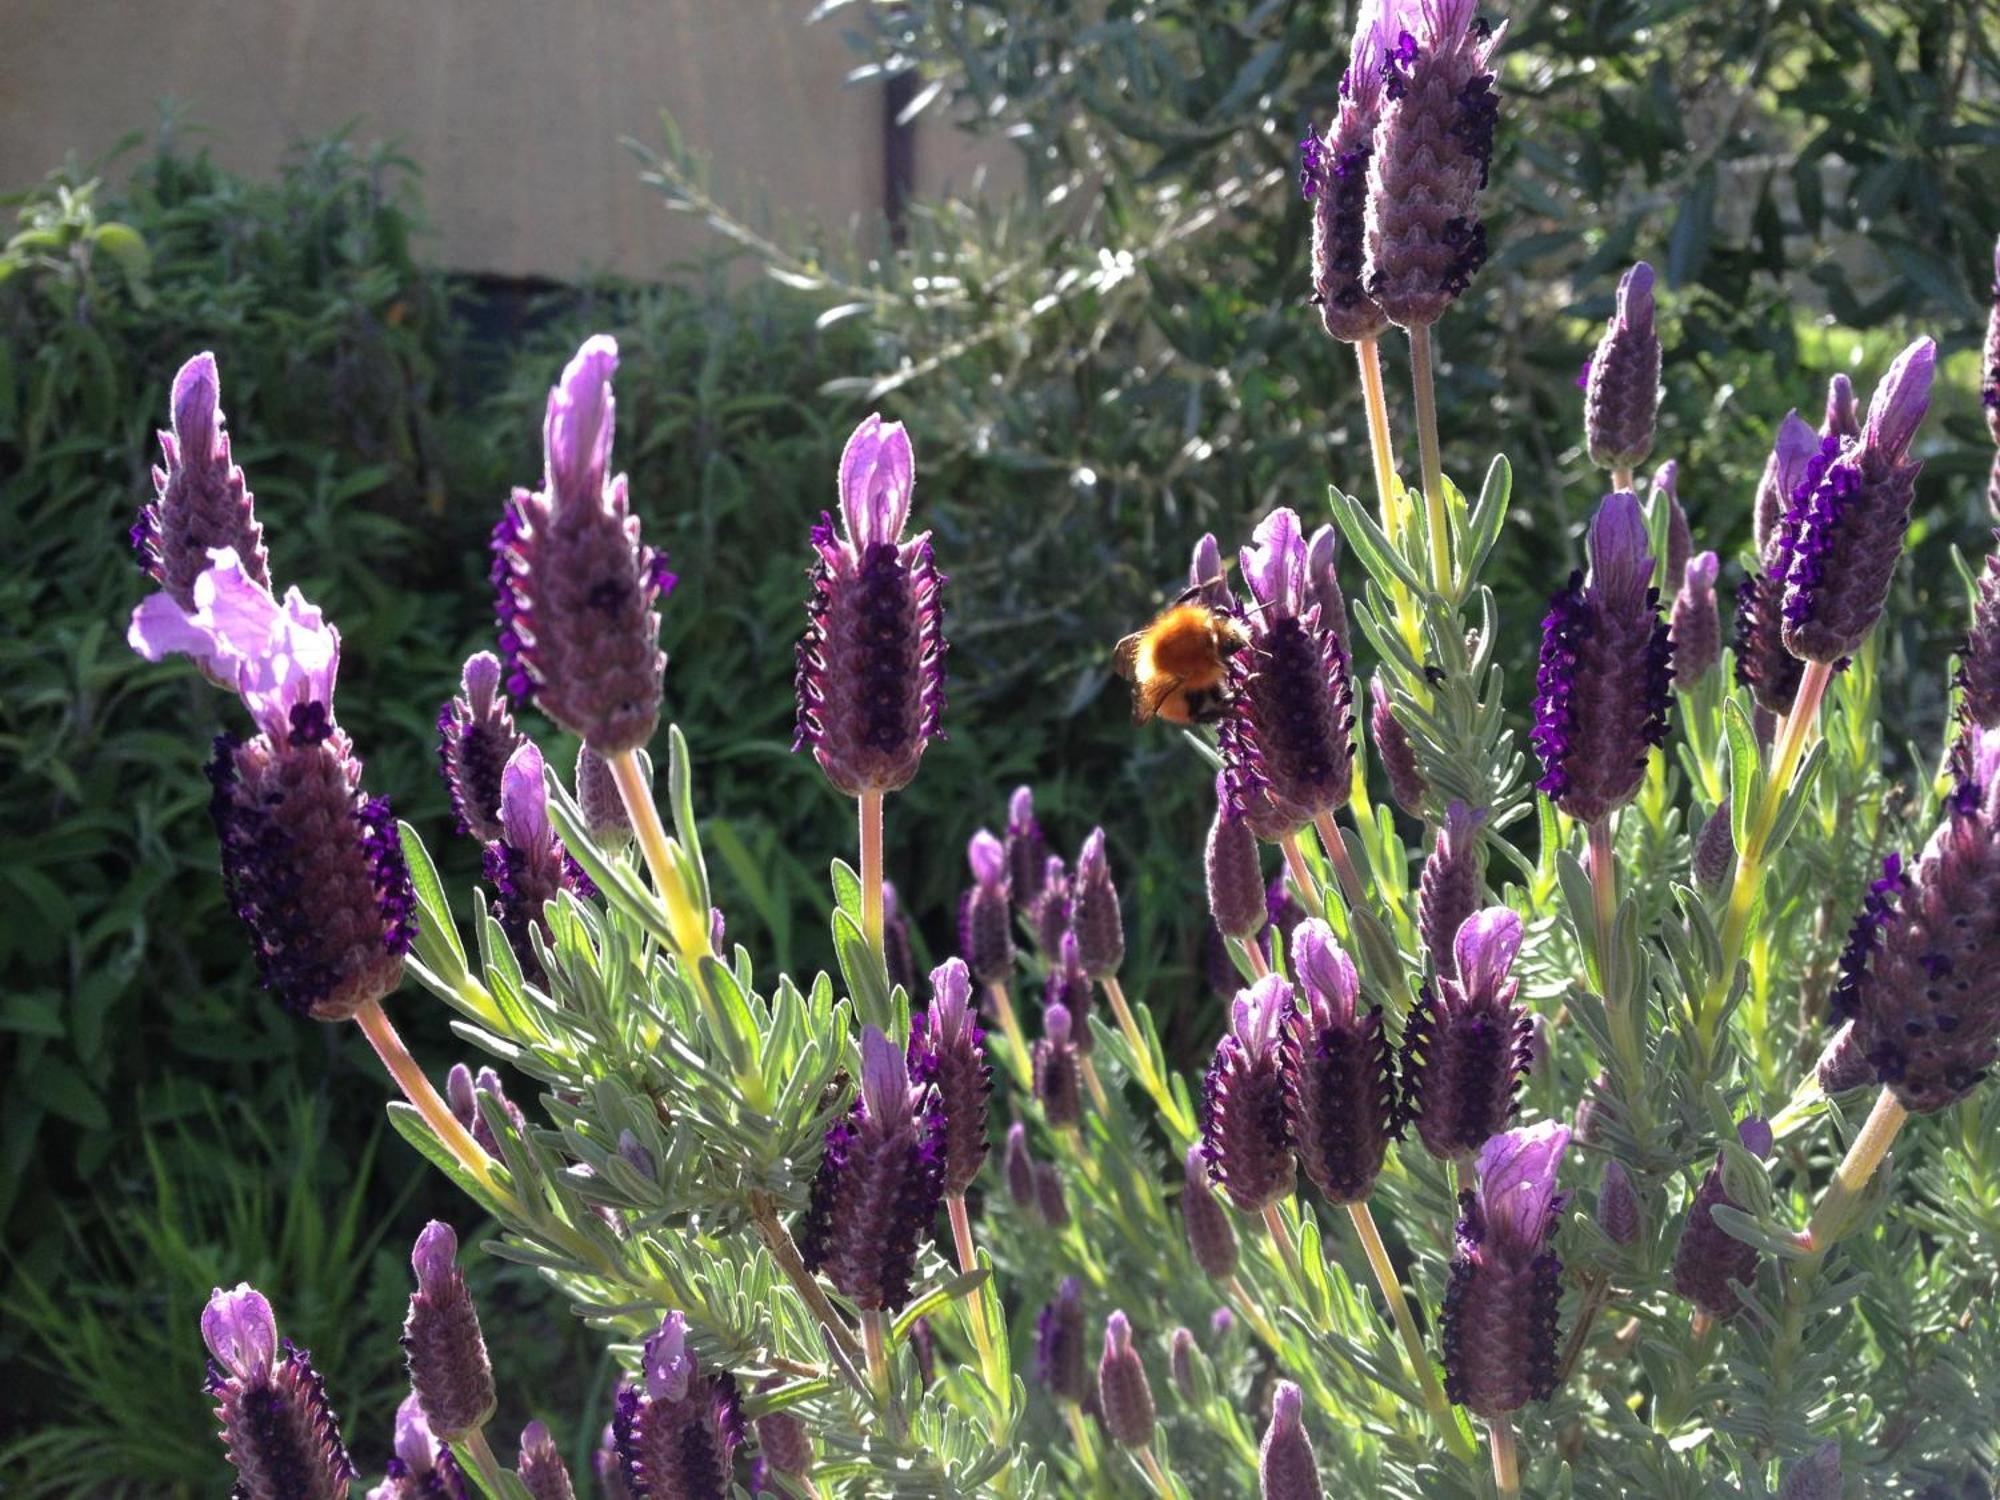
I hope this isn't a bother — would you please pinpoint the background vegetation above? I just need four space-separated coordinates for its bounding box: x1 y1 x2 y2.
2 0 1996 1490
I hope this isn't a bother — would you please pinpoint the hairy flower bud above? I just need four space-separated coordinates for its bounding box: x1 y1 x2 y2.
517 1420 576 1500
1035 1160 1071 1229
795 413 946 794
574 745 634 850
1671 1117 1772 1320
1169 1327 1201 1402
1207 775 1268 941
1693 798 1735 893
615 1312 743 1500
1532 492 1674 821
1302 2 1391 343
1285 921 1396 1204
133 352 270 611
1201 975 1298 1212
1035 1002 1084 1129
402 1222 496 1440
1037 1277 1089 1403
1418 801 1484 979
1441 1123 1568 1418
1815 1020 1875 1096
1072 828 1125 976
1043 931 1095 1054
484 741 596 978
1584 263 1662 472
1734 566 1805 715
492 337 672 752
958 828 1016 983
1034 856 1072 958
1370 672 1429 815
1671 551 1721 689
1097 1312 1157 1449
751 1377 813 1481
1006 786 1050 914
910 958 991 1196
1654 461 1691 593
1779 1440 1843 1500
1402 908 1534 1160
446 1063 524 1158
881 881 917 996
202 1283 354 1500
438 652 524 843
1364 0 1503 326
1259 1381 1321 1500
1181 1143 1240 1281
1958 538 2000 730
1596 1159 1640 1247
1004 1121 1037 1211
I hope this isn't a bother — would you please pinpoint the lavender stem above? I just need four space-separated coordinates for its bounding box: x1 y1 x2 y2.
1408 323 1453 595
1347 1200 1476 1460
1489 1413 1520 1498
859 789 886 957
1357 334 1403 545
1801 1086 1908 1256
605 748 712 962
354 999 501 1197
1279 833 1328 920
984 978 1033 1082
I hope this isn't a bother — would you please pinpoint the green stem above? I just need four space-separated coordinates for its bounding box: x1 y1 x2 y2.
1407 323 1452 597
1347 1200 1477 1461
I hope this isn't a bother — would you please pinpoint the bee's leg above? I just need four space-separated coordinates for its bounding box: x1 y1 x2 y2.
1187 687 1234 726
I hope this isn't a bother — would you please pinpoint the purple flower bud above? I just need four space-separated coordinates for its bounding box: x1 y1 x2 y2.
1532 492 1674 822
1693 797 1735 893
1734 567 1806 715
799 1026 947 1311
1838 728 2000 1112
132 353 270 611
1210 1306 1235 1341
1035 1002 1085 1129
1305 4 1391 342
615 1313 743 1499
1596 1160 1640 1246
1042 929 1096 1054
1584 264 1662 472
1370 673 1429 816
1207 775 1269 941
1363 0 1503 326
436 653 524 844
1822 374 1860 444
1037 1276 1090 1402
1573 1071 1612 1145
1258 1381 1320 1500
1097 1311 1157 1449
1187 531 1236 609
1670 551 1721 689
201 1283 355 1500
1653 461 1691 592
618 1129 657 1181
1035 1159 1071 1229
446 1063 524 1158
517 1420 577 1500
1401 908 1534 1160
574 745 634 850
1442 1122 1568 1418
492 337 672 752
880 880 917 996
1814 1021 1874 1095
958 829 1016 984
1006 787 1050 914
1285 920 1396 1204
1221 510 1355 832
751 1376 812 1481
484 741 595 979
402 1221 496 1439
1671 1117 1771 1320
1004 1121 1038 1211
1201 975 1299 1213
795 414 946 795
1169 1327 1200 1402
1072 828 1125 976
1772 338 1937 664
1418 801 1485 979
1958 537 2000 730
1033 856 1072 957
911 958 991 1195
1779 1440 1843 1500
1181 1143 1241 1281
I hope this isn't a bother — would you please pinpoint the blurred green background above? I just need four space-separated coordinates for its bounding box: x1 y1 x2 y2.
2 0 1996 1492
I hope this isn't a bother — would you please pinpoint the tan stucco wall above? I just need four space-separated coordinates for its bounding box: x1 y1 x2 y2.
0 0 1009 280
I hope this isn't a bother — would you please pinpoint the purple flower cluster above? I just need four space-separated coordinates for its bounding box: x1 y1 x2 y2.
1400 908 1535 1160
613 1313 744 1500
437 652 524 844
202 1284 355 1500
1302 0 1391 342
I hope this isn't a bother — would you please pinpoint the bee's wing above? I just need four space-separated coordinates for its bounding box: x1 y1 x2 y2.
1113 631 1144 681
1134 674 1184 724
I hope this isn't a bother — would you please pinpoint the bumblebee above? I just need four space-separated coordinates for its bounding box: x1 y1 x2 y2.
1113 591 1251 726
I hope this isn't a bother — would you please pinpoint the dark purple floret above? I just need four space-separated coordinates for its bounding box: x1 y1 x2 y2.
798 1027 946 1312
1401 908 1533 1161
615 1313 744 1500
201 1285 354 1500
910 959 991 1197
437 652 523 843
1671 1118 1772 1320
1285 921 1397 1204
1583 263 1661 473
1734 569 1806 715
1200 975 1297 1213
1828 852 1907 1026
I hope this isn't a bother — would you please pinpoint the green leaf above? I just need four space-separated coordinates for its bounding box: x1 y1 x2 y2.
399 820 467 982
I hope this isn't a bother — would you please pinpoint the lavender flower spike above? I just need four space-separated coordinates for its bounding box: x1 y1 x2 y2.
1034 1002 1084 1129
484 740 595 978
1401 907 1535 1160
614 1311 744 1500
1670 551 1722 689
1957 537 2000 730
1207 773 1268 940
202 1283 355 1500
1370 672 1429 815
491 336 673 752
575 745 635 850
911 958 991 1196
1774 336 1937 663
1005 786 1050 913
402 1221 496 1439
1671 1117 1773 1319
1839 727 2000 1112
1302 0 1390 343
799 1025 946 1311
1531 491 1674 822
1285 920 1396 1204
958 828 1016 982
1584 263 1662 473
1220 509 1355 834
1654 460 1691 589
795 413 947 795
438 652 524 843
377 1393 469 1500
132 351 270 611
1181 1142 1240 1280
1442 1122 1569 1417
751 1376 813 1483
517 1420 578 1500
1418 800 1484 979
1097 1311 1157 1449
1596 1159 1640 1247
1259 1381 1321 1500
1362 0 1504 327
1200 974 1298 1213
1073 827 1125 976
1036 1276 1089 1403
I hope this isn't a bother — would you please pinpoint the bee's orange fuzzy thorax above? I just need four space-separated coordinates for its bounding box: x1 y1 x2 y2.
1144 606 1230 689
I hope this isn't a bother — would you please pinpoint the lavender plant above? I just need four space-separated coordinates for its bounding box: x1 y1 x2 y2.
119 23 2000 1500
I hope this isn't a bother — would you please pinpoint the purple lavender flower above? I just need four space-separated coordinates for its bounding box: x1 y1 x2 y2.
1005 786 1050 914
1097 1312 1157 1449
1531 491 1674 822
1004 1120 1037 1212
795 413 946 795
614 1312 744 1500
132 352 270 612
491 337 672 752
1036 1276 1089 1403
1169 1327 1200 1402
1958 536 2000 730
799 1026 946 1311
1285 921 1396 1204
483 741 596 978
446 1063 525 1158
201 1283 354 1500
1034 1002 1084 1129
1220 509 1355 834
958 828 1016 984
374 1393 470 1500
1596 1159 1640 1247
1181 1142 1241 1281
402 1221 495 1440
594 1413 634 1500
1043 931 1095 1054
1838 727 2000 1112
1258 1381 1320 1500
517 1420 577 1500
1671 1117 1772 1320
1363 0 1504 327
1370 672 1429 816
1418 800 1485 979
574 745 635 850
910 958 991 1196
1654 461 1691 592
1815 1020 1874 1096
1583 263 1661 473
1401 908 1535 1160
1303 0 1391 343
1441 1124 1568 1418
1734 567 1807 715
1072 827 1125 976
1201 975 1299 1213
1985 235 2000 446
133 553 413 1020
1693 798 1735 892
750 1376 812 1484
1770 338 1937 663
1670 551 1722 688
1206 774 1268 941
1033 855 1072 957
437 652 523 844
1034 1159 1071 1229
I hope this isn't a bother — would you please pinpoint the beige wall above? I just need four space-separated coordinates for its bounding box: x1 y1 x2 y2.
0 0 1010 280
